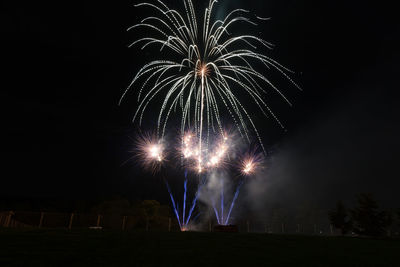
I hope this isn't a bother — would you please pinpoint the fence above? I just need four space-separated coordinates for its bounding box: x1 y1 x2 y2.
0 211 184 231
0 210 337 234
1 210 397 236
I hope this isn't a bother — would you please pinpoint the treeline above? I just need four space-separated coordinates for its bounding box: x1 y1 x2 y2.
330 193 398 237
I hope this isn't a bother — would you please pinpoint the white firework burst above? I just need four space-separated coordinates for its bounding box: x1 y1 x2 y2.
120 0 300 154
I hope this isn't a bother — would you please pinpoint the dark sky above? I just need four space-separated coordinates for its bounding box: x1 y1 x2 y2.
1 1 399 208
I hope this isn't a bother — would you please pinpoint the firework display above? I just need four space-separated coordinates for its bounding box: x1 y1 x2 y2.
121 0 299 152
124 0 298 230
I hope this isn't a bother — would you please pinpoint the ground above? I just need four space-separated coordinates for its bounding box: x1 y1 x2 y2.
0 229 399 266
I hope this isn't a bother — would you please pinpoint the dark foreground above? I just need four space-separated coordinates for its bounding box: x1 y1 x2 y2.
1 229 399 267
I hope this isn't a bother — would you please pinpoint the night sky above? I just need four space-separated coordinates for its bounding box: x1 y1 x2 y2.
1 1 399 209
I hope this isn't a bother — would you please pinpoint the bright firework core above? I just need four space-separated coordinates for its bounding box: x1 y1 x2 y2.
243 162 253 174
148 145 162 162
182 132 229 173
197 63 209 77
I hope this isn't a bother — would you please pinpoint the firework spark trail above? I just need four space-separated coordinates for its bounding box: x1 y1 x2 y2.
185 190 197 225
211 179 244 225
224 179 244 225
220 179 224 223
198 70 205 171
182 177 187 225
212 198 221 225
165 179 182 229
185 175 206 225
122 0 300 154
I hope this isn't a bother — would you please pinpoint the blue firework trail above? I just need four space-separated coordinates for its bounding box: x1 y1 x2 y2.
212 198 221 225
220 179 224 223
165 171 204 230
182 171 188 225
185 175 205 225
165 179 182 229
212 179 245 225
224 179 245 225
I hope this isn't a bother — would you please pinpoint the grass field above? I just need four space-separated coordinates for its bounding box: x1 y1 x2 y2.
1 229 399 267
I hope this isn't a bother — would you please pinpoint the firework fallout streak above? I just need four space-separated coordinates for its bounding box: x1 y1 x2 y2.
121 0 300 154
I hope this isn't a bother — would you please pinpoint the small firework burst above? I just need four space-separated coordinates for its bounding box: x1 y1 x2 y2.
240 151 264 176
136 133 165 172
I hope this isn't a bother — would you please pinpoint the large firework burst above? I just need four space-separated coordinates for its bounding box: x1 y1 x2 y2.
121 0 299 155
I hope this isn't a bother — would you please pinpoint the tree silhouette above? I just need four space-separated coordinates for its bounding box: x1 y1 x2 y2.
329 201 352 235
350 193 391 236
